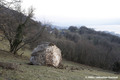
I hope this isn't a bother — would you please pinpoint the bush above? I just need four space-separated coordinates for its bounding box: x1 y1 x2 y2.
112 61 120 72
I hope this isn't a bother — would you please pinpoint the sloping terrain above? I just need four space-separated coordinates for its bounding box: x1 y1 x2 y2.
0 50 119 80
0 28 120 80
0 4 120 80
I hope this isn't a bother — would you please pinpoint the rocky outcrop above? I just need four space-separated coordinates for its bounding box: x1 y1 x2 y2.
30 42 62 67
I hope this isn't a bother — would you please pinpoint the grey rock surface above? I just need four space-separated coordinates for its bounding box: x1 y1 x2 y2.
30 42 62 67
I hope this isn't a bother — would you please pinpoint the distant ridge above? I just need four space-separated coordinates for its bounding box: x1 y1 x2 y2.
51 25 68 29
103 31 120 37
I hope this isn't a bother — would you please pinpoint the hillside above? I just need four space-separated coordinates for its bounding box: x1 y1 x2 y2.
0 39 119 80
0 50 119 80
1 4 120 72
0 3 120 80
50 26 120 71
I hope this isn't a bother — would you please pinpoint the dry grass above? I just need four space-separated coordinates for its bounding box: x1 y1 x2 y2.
0 50 119 80
0 40 120 80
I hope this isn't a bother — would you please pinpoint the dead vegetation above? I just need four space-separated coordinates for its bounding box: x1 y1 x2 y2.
0 62 18 70
0 49 119 80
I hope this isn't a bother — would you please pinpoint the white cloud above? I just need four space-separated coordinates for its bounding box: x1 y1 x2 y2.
22 0 120 19
21 0 120 33
88 25 120 34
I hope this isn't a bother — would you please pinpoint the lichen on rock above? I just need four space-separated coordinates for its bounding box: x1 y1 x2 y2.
30 42 62 67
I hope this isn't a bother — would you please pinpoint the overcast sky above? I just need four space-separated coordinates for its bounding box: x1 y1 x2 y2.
21 0 120 34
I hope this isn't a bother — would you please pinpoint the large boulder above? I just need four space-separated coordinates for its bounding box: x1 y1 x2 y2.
30 42 62 67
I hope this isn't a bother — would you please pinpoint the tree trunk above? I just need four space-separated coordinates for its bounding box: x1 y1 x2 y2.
9 24 23 54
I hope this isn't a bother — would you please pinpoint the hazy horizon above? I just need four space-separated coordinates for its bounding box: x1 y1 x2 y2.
21 0 120 34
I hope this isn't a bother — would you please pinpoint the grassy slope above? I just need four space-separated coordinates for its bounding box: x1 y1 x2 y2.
0 40 119 80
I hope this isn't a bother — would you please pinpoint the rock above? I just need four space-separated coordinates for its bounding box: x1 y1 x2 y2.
30 42 62 67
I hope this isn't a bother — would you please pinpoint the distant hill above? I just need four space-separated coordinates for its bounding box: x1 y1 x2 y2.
51 26 120 71
103 31 120 37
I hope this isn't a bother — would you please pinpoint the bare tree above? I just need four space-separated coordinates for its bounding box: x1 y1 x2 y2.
0 0 45 54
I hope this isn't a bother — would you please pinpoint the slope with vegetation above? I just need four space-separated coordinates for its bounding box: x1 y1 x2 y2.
48 26 120 71
0 48 120 80
0 0 120 80
32 25 120 72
